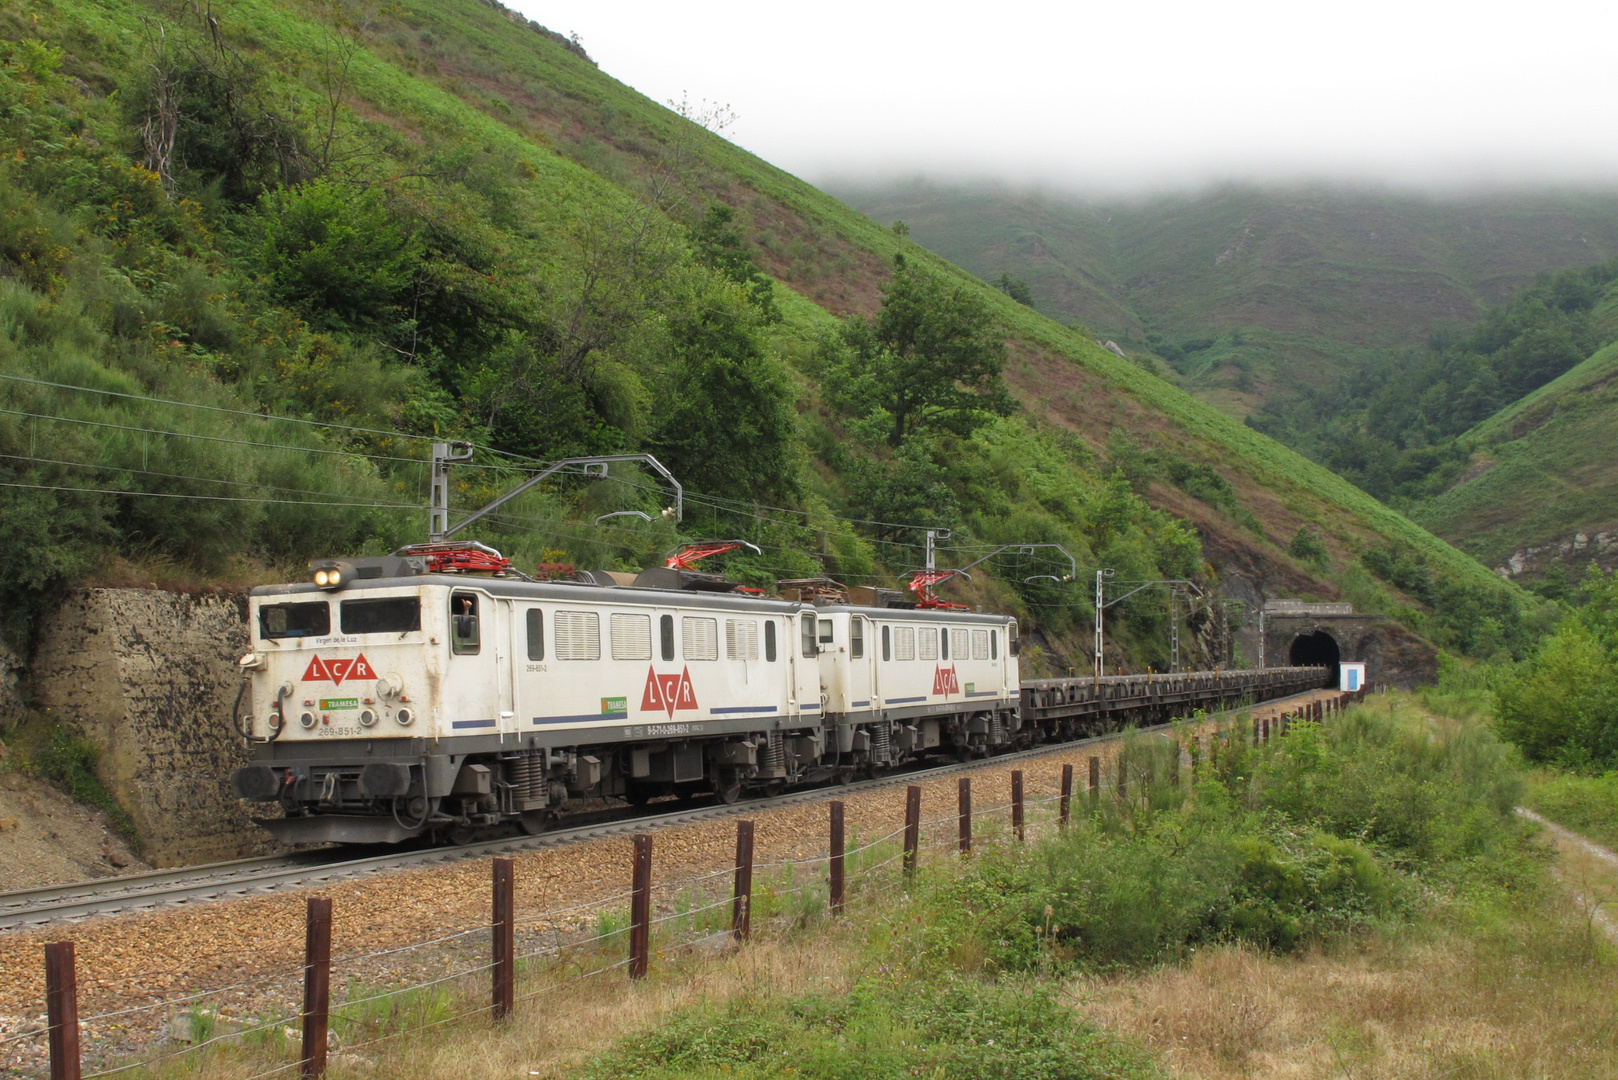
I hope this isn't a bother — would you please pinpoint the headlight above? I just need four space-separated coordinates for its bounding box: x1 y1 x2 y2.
310 560 353 590
395 708 414 726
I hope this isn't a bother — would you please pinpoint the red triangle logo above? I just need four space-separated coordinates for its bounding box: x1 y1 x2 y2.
933 665 959 696
302 656 332 682
674 667 698 711
657 675 683 717
326 659 354 685
642 666 668 714
349 654 377 681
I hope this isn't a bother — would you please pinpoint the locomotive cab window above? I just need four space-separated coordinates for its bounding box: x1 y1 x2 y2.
819 619 834 645
882 624 891 661
340 597 420 636
764 620 777 662
1009 621 1020 657
451 593 480 654
660 615 675 661
526 609 544 661
990 629 999 660
801 614 816 657
259 601 329 640
850 619 864 659
939 627 949 660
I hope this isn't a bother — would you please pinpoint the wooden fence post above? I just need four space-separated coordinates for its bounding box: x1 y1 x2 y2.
732 820 754 942
1011 770 1025 841
300 897 333 1080
629 834 652 980
829 801 846 915
44 941 79 1080
903 785 921 876
1059 763 1073 827
1261 716 1270 743
958 778 972 854
1252 715 1261 746
1088 756 1100 809
492 858 515 1020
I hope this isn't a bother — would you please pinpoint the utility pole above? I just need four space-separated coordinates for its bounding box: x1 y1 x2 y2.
924 529 950 571
429 441 475 541
1169 587 1181 674
1093 569 1113 680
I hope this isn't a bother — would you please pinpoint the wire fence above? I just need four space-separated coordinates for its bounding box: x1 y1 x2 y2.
6 690 1363 1079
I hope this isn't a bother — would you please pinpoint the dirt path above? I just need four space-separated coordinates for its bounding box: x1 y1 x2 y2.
1519 807 1618 945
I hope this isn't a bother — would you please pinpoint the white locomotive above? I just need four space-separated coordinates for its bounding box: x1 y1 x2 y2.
231 543 1021 843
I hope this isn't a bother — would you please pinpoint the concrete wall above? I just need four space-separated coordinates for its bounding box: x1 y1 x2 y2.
30 588 279 867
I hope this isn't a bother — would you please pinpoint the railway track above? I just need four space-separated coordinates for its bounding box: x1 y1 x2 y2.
0 686 1339 930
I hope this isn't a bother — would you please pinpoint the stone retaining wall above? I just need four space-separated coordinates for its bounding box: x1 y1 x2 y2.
30 589 278 867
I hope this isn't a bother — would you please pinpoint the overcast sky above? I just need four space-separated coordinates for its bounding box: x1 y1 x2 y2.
509 0 1618 194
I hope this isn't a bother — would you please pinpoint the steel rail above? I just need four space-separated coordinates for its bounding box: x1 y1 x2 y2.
0 685 1334 930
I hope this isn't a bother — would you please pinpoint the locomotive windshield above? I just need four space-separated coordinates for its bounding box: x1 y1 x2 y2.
259 601 331 639
340 597 422 635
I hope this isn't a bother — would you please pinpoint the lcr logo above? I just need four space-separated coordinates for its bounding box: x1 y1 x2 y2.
641 666 699 718
301 654 378 686
933 665 959 696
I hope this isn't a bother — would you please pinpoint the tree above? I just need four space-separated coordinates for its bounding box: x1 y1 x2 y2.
648 271 799 501
994 272 1034 307
690 205 779 322
260 180 420 331
826 259 1014 447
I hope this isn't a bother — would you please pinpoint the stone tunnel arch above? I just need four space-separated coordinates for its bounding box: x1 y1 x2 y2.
1288 630 1341 686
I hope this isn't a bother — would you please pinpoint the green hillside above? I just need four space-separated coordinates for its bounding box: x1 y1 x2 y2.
0 0 1533 671
1412 337 1618 579
831 181 1618 418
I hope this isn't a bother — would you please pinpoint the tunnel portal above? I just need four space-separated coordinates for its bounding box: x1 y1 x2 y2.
1288 630 1341 686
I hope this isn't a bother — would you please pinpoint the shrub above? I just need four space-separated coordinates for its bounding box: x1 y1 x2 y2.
587 977 1162 1080
1287 526 1329 568
260 180 421 331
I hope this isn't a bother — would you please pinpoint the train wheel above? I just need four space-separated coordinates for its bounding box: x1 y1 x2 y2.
520 810 550 836
714 768 743 805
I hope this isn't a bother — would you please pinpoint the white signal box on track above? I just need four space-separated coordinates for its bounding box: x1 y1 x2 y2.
1339 662 1366 693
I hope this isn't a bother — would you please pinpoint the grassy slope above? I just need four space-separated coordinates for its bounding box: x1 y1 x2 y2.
13 0 1519 629
1412 337 1618 567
